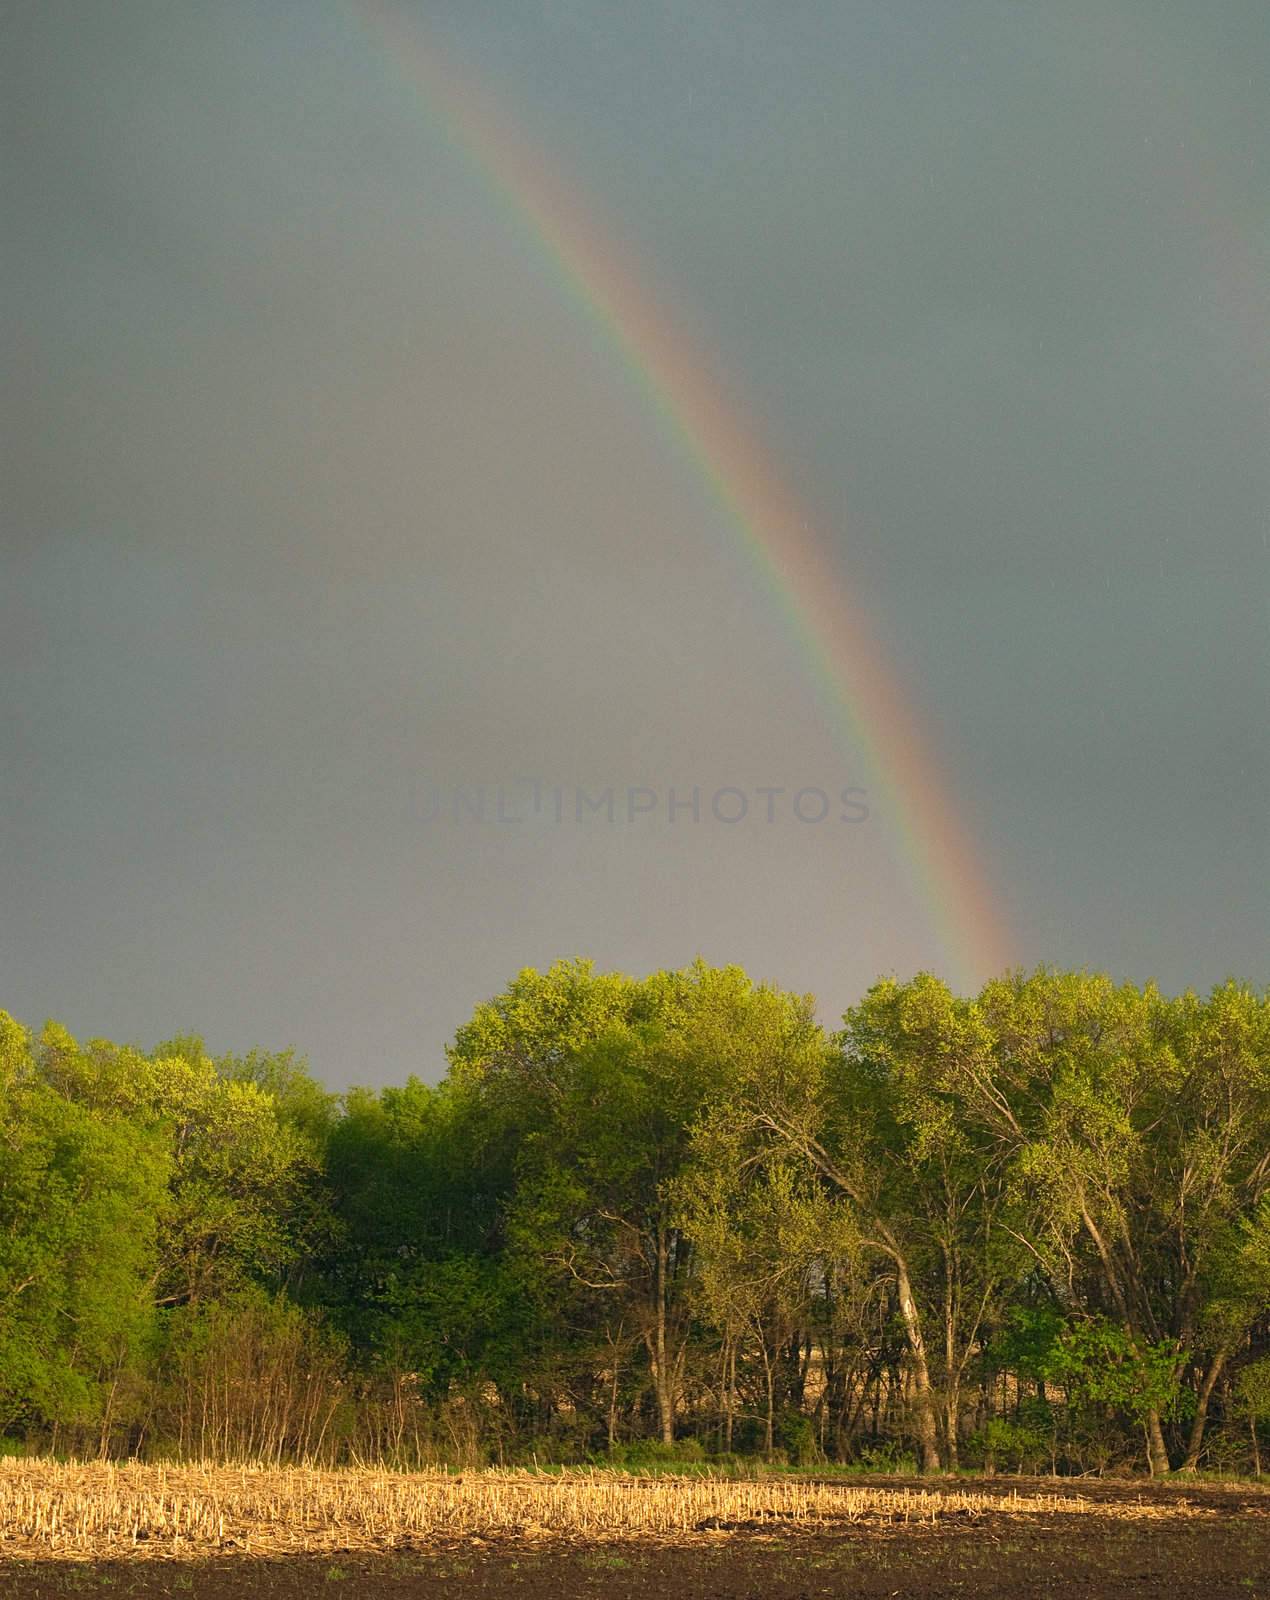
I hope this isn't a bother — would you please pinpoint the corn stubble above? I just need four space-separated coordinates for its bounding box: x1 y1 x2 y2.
0 1460 1196 1561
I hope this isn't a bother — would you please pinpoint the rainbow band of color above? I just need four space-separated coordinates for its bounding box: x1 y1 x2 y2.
352 1 1013 988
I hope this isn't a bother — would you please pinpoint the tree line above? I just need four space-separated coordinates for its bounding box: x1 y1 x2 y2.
2 962 1269 1475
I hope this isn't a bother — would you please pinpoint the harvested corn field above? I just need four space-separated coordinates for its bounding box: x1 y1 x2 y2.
0 1460 1213 1561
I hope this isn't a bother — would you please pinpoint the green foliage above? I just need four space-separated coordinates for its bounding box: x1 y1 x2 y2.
602 1438 707 1468
0 1013 168 1434
778 1410 822 1467
0 968 1267 1474
1233 1357 1270 1423
851 1440 918 1473
987 1307 1066 1382
968 1414 1051 1474
1043 1319 1191 1423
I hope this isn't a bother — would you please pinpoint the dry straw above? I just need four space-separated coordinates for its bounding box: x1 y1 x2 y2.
0 1460 1197 1561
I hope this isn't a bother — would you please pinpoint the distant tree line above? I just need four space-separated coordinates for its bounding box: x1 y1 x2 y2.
2 963 1269 1475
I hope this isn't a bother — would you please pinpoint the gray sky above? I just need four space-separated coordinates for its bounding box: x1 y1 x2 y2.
4 0 1267 1088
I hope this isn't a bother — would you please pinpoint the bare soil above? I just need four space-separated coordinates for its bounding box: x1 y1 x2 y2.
2 1477 1267 1600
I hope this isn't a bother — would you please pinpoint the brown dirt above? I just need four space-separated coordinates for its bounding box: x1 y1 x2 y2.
2 1478 1267 1600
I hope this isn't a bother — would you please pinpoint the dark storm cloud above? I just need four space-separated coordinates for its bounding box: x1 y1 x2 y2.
3 0 1266 1083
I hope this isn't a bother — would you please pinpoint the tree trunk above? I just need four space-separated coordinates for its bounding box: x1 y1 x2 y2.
608 1360 620 1450
1145 1408 1170 1476
774 1128 940 1469
724 1342 736 1453
1179 1350 1226 1473
895 1257 942 1474
1080 1204 1169 1474
760 1337 775 1457
647 1227 675 1444
944 1390 960 1471
941 1243 959 1470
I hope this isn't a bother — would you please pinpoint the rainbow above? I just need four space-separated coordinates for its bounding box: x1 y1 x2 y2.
350 2 1013 987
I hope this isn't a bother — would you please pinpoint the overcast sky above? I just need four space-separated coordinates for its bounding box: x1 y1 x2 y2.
4 0 1267 1088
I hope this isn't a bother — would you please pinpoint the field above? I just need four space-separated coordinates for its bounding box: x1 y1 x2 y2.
0 1464 1267 1599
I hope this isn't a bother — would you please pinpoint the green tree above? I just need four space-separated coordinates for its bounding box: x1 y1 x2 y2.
0 1014 168 1446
